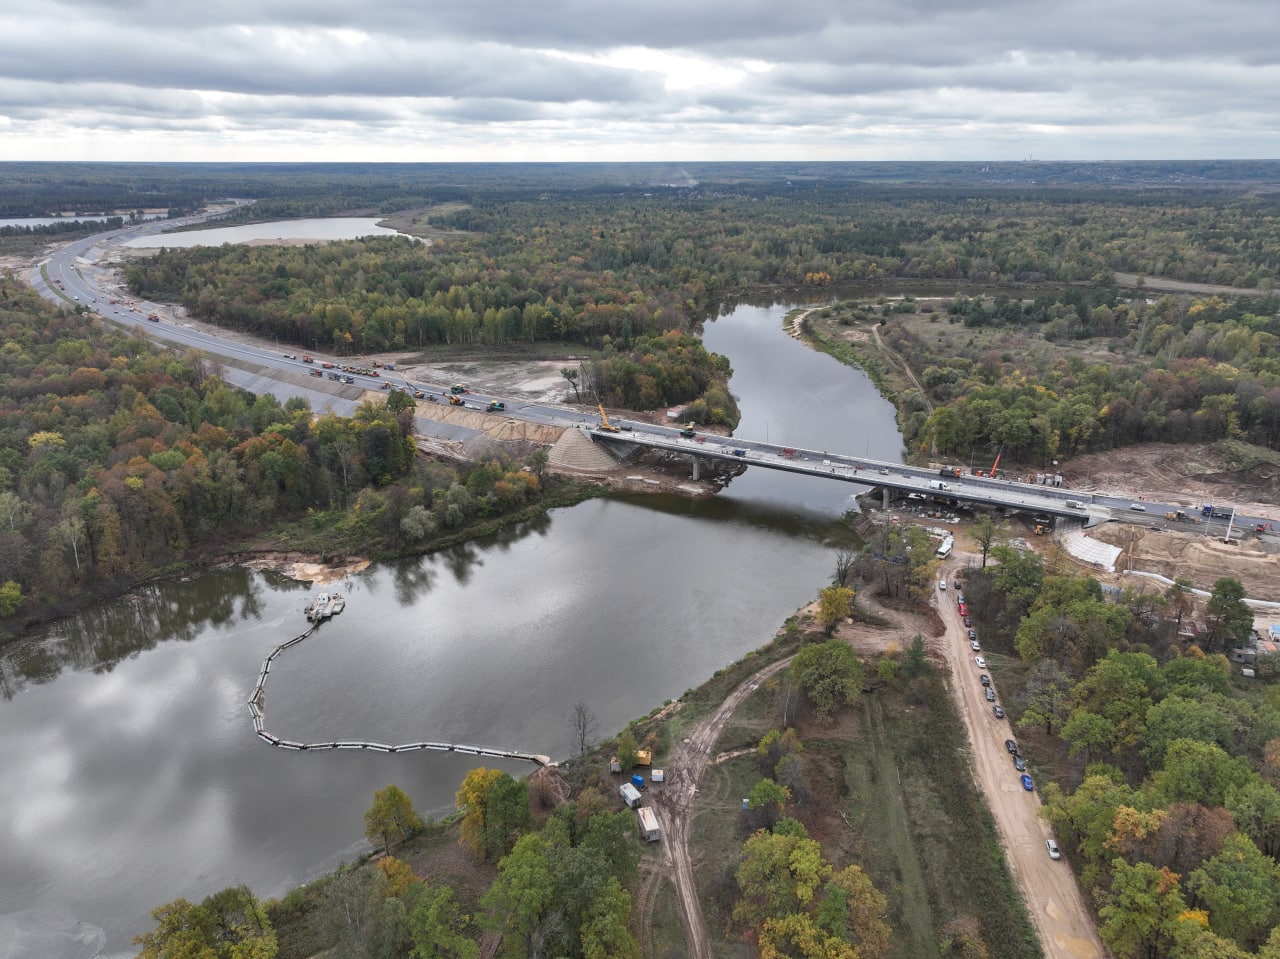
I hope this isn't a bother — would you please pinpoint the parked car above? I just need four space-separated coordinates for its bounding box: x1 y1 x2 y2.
1014 755 1027 771
956 594 965 605
963 616 972 627
1046 839 1061 860
967 629 977 641
1021 774 1035 791
980 674 991 687
1005 739 1019 754
985 688 996 702
993 705 1005 719
975 656 986 668
939 580 946 590
970 640 981 651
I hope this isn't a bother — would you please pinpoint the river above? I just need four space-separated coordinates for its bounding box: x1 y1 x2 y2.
0 299 901 959
120 217 407 248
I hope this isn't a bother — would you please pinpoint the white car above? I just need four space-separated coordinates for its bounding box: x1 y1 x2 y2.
970 640 981 651
975 656 987 668
939 580 947 591
1046 839 1061 860
1128 503 1146 512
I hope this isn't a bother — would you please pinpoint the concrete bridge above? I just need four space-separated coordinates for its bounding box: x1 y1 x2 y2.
586 426 1278 533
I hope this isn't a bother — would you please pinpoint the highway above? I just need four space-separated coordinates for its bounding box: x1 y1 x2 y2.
28 212 1280 533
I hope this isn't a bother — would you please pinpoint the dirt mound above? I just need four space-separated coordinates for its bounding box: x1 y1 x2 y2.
1059 442 1280 514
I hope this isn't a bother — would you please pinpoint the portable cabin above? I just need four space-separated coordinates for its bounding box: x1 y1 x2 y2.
620 783 643 809
651 769 665 783
637 807 661 842
635 749 652 766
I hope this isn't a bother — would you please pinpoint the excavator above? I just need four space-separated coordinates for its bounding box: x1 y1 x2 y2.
596 403 621 433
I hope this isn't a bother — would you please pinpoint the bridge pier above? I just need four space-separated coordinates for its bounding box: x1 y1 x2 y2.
688 454 701 481
883 487 891 510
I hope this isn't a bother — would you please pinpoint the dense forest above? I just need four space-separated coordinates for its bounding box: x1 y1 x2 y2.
863 290 1280 461
955 543 1280 959
0 277 574 634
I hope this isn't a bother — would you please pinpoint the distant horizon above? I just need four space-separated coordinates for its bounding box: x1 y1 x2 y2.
3 1 1275 163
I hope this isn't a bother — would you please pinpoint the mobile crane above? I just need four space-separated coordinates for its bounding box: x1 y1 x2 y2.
595 403 621 433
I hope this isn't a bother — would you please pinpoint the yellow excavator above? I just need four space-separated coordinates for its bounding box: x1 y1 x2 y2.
596 403 621 433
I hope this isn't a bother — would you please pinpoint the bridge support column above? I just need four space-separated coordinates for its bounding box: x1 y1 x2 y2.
689 455 701 481
882 487 890 510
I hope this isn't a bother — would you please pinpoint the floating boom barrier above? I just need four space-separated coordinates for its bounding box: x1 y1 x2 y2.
246 619 550 766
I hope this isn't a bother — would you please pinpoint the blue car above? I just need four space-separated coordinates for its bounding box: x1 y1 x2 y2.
1021 774 1035 792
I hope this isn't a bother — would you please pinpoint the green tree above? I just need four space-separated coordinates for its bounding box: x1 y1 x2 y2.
455 768 531 862
792 640 864 723
746 778 792 831
364 785 425 855
481 833 555 957
1018 658 1074 736
1187 833 1280 950
1155 739 1254 808
409 886 479 959
971 513 1001 570
1225 778 1280 858
0 580 21 617
1099 860 1187 959
816 585 854 635
1205 577 1253 652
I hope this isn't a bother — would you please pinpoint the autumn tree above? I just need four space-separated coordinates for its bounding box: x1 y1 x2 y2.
455 768 532 862
816 585 854 635
364 784 425 855
134 884 277 959
1098 860 1187 959
733 828 832 928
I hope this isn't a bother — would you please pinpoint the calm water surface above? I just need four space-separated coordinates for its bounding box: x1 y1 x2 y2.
0 300 900 958
121 217 407 248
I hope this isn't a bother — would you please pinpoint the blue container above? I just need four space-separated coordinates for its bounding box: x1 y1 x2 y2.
631 774 645 790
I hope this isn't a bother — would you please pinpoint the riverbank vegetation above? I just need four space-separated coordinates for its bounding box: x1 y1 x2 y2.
802 288 1280 469
132 575 1038 959
0 277 597 638
964 546 1280 958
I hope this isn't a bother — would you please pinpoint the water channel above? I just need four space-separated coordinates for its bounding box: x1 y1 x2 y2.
0 297 901 959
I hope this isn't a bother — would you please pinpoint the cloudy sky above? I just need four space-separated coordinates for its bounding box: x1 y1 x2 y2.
2 0 1277 162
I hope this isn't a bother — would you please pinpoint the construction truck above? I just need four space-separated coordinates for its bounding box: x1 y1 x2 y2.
679 424 696 438
448 394 465 406
1165 510 1186 522
486 401 505 412
596 403 621 433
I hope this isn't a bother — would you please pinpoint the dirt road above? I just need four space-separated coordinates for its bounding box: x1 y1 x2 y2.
940 557 1105 959
651 656 794 959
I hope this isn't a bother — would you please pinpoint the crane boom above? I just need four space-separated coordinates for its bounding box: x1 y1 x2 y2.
596 403 620 433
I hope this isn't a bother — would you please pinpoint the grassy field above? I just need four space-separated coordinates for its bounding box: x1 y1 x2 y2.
682 667 1041 959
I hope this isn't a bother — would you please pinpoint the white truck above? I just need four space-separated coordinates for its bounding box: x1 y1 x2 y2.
928 480 949 492
620 783 643 809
